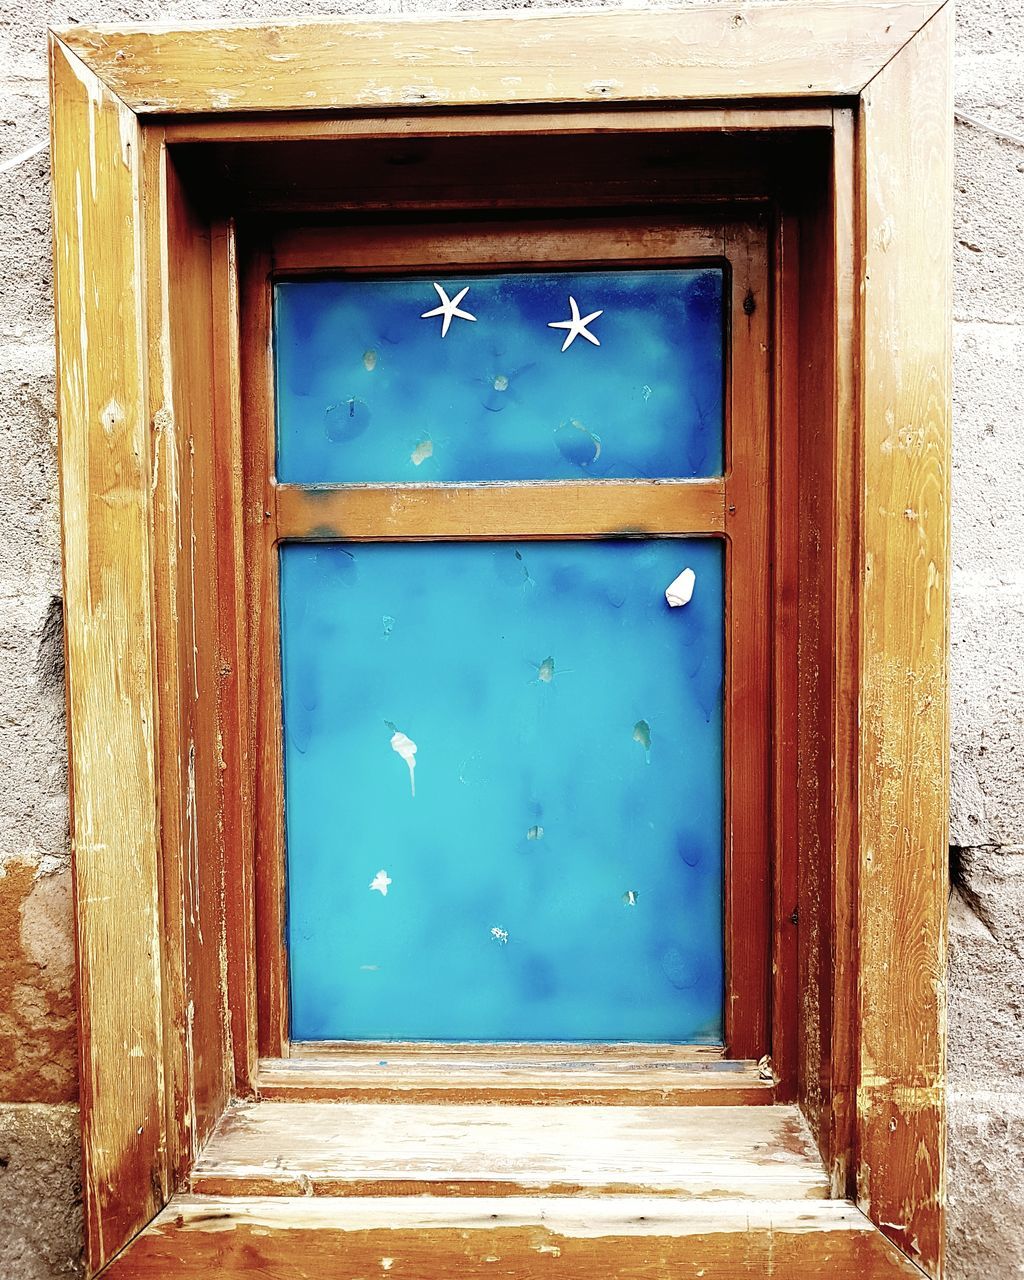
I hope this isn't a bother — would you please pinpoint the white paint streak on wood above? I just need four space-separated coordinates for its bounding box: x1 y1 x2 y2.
150 1193 875 1239
190 1102 830 1200
253 1048 777 1105
51 35 168 1269
187 741 201 942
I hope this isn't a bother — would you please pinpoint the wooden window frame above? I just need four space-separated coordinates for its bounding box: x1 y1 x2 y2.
49 4 951 1277
243 216 772 1063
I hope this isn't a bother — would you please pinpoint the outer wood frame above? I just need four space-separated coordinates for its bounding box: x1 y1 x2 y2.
48 4 951 1278
57 3 941 113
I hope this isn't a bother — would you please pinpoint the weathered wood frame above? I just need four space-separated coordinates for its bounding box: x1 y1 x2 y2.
48 4 951 1277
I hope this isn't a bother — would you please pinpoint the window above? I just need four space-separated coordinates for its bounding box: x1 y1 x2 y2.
242 219 771 1058
51 8 951 1276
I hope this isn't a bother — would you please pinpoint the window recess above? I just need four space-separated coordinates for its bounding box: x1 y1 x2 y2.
242 217 773 1070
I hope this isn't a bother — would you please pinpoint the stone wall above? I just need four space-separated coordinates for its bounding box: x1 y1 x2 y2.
0 1 1021 1275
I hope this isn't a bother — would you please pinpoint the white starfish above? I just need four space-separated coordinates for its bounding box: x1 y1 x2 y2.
369 869 392 897
420 282 476 337
547 295 603 352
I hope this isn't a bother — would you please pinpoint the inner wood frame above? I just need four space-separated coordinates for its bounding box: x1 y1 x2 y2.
240 214 772 1066
50 6 951 1277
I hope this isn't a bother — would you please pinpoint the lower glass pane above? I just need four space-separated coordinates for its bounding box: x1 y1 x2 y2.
280 538 724 1042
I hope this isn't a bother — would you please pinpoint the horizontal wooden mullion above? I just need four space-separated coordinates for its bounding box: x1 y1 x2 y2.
275 480 725 541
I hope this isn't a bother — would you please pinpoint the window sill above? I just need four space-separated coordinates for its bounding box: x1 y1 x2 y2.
256 1050 775 1106
103 1099 922 1277
107 1194 923 1278
188 1099 822 1200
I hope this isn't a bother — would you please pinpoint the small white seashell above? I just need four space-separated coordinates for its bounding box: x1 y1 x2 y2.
665 567 696 608
369 870 392 896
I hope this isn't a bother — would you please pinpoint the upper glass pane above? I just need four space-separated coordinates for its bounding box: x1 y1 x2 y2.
281 538 724 1043
274 268 724 483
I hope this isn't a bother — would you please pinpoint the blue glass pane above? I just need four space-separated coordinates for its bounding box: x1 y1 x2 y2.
275 269 723 483
281 539 724 1042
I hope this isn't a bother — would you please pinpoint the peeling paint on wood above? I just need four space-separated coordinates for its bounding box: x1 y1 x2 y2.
49 33 167 1273
104 1193 926 1277
142 127 238 1200
186 1102 831 1201
857 7 952 1274
254 1050 776 1107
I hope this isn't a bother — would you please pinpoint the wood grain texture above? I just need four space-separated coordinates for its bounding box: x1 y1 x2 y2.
276 481 726 541
240 244 291 1059
189 1102 829 1200
271 216 725 274
857 5 952 1275
256 1054 774 1106
142 128 235 1190
161 105 835 145
140 121 197 1197
105 1194 926 1279
771 208 802 1104
210 218 259 1097
791 113 862 1198
49 36 167 1274
53 3 941 115
827 106 861 1202
721 220 772 1060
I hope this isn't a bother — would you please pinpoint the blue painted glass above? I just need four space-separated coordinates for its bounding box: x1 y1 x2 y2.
281 538 724 1042
274 269 724 483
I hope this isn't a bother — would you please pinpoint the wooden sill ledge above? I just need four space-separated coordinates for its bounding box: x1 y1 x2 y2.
257 1052 775 1106
105 1194 926 1278
190 1101 826 1199
103 1101 924 1277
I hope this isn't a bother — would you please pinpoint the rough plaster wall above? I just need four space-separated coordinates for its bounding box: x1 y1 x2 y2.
0 0 1020 1275
948 5 1024 1276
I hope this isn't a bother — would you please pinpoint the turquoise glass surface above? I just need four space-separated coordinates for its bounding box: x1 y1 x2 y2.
274 269 724 483
281 539 725 1042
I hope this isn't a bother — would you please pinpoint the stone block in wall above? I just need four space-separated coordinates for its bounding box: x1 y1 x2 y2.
0 862 77 1103
0 1103 82 1278
948 847 1024 1088
947 1089 1024 1280
954 124 1024 324
956 51 1024 132
952 321 1024 583
0 105 52 345
950 592 1024 846
957 0 1024 57
0 343 60 588
0 597 68 869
